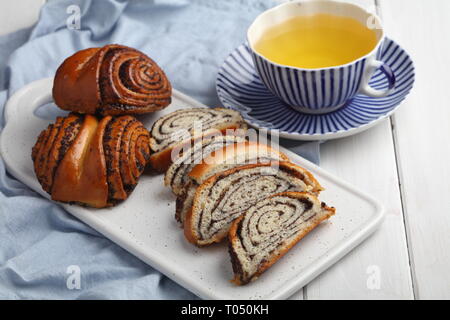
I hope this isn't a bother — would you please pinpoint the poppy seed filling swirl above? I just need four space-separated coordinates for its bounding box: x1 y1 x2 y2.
166 135 246 195
194 166 313 241
103 115 151 203
100 47 171 112
237 197 316 271
150 108 244 153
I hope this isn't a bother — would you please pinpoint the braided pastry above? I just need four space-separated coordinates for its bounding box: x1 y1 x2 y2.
53 44 171 116
31 113 150 208
229 192 335 285
183 162 323 246
149 107 247 172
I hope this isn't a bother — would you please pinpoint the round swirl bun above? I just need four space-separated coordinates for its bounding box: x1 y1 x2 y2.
53 44 171 116
31 113 150 208
228 192 335 285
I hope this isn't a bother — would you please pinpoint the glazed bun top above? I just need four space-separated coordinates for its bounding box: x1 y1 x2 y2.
53 44 172 116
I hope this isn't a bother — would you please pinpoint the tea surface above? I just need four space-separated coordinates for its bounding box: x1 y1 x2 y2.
255 14 378 69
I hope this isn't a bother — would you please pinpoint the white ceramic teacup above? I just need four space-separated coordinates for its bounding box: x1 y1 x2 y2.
247 0 396 114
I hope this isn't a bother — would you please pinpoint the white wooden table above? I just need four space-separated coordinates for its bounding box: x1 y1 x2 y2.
2 0 449 300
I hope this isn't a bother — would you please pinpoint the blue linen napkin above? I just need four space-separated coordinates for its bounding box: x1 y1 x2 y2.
0 0 320 299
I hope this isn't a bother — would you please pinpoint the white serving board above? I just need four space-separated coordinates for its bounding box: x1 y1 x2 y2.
0 78 384 300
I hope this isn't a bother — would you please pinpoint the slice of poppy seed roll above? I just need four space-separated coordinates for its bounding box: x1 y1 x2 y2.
175 142 290 224
183 162 323 246
164 135 246 196
228 192 335 285
149 107 247 172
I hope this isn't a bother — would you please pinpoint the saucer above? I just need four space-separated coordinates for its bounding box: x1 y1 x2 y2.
216 38 415 141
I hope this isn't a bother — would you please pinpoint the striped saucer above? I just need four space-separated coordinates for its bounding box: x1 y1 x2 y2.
216 38 415 141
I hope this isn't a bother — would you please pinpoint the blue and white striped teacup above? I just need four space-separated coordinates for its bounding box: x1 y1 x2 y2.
247 0 396 115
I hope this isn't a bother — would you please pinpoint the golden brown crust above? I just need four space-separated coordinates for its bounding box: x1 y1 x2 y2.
53 48 103 115
149 143 182 173
102 115 151 204
119 121 141 188
32 116 67 192
228 215 245 285
183 208 197 245
103 116 135 201
279 161 324 194
188 141 290 183
229 192 336 285
51 115 109 208
53 44 172 116
149 136 198 173
32 113 150 208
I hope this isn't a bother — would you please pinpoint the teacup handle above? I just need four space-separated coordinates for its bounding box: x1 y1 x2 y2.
360 60 396 98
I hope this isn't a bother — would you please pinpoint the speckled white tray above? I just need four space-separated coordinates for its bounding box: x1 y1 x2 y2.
0 78 384 300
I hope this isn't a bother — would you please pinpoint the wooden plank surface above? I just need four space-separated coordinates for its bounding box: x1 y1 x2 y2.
300 0 414 300
309 121 413 299
379 0 450 299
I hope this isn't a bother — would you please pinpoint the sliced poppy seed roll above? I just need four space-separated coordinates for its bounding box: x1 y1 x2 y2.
183 162 323 246
175 141 290 224
228 192 335 285
148 107 247 172
164 135 246 196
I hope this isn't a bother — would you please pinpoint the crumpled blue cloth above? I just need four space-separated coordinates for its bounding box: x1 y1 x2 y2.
0 0 320 299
